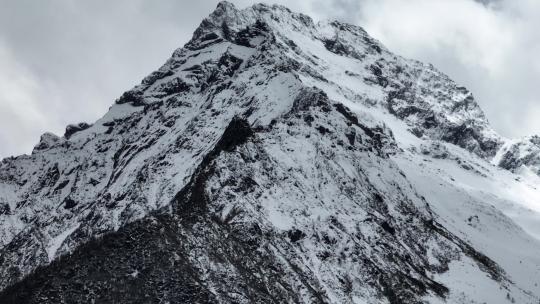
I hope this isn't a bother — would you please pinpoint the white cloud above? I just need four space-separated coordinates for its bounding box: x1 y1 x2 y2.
0 0 206 157
0 42 58 158
358 0 514 72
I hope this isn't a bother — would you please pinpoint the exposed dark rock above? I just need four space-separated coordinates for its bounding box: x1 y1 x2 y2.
380 221 396 235
141 69 174 86
0 215 216 304
235 20 270 47
33 133 61 152
323 38 349 56
316 126 331 135
345 131 355 145
214 116 254 153
424 220 506 282
0 203 10 216
64 123 92 139
199 32 220 43
39 165 60 189
63 197 77 209
116 90 145 106
499 146 523 171
158 77 190 95
53 180 69 192
172 116 254 223
369 64 389 87
287 229 306 242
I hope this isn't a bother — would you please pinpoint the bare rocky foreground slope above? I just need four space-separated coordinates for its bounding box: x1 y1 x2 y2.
1 2 540 303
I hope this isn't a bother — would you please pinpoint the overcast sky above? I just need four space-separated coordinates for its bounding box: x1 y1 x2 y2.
0 0 539 158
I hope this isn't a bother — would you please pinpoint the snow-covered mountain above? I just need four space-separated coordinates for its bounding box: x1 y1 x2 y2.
493 135 540 177
1 2 540 303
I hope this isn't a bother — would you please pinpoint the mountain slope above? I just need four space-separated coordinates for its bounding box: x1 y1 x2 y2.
1 2 540 303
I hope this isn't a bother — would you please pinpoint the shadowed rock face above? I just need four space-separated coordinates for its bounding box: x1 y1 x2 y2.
64 123 92 139
496 135 540 175
0 1 539 303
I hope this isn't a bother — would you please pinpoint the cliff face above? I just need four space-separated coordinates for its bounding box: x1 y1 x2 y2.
1 2 540 303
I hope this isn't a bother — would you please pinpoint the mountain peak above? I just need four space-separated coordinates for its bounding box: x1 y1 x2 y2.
209 0 238 21
188 1 316 46
215 0 236 11
2 3 540 303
